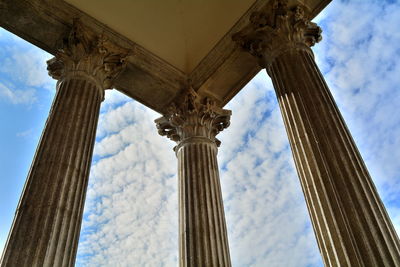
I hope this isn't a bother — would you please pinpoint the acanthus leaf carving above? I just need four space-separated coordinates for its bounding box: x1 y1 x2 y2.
155 89 231 147
47 18 130 91
233 0 322 67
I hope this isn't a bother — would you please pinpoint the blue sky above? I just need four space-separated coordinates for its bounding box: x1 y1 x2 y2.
1 0 400 266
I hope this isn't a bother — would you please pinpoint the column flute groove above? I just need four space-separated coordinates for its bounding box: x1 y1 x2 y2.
234 0 400 265
200 144 209 263
156 89 232 266
48 81 99 266
66 88 100 267
0 19 129 267
28 79 86 266
44 81 100 267
301 50 399 263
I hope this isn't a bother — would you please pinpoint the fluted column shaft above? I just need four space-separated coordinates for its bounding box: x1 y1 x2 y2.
1 20 128 267
234 1 400 265
269 48 400 266
156 90 232 266
1 78 102 267
177 138 230 266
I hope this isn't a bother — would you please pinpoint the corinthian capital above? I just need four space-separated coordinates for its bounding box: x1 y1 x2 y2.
155 89 231 147
233 0 321 67
47 19 130 90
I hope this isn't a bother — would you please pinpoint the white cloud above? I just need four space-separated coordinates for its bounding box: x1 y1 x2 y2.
96 101 141 138
314 0 400 208
11 49 52 88
16 128 33 137
77 97 179 266
0 82 36 105
78 73 322 266
0 34 54 90
0 29 55 108
218 75 321 267
101 89 131 111
77 1 400 266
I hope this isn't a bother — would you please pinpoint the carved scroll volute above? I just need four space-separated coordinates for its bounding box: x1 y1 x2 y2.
233 0 322 68
47 19 130 93
155 89 231 147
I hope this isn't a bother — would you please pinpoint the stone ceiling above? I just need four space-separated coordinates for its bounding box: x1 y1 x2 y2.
65 0 256 73
0 0 331 113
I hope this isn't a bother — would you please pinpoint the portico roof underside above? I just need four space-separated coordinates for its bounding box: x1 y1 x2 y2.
0 0 330 114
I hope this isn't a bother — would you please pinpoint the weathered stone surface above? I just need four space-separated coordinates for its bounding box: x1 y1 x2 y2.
0 21 128 267
155 90 232 266
233 0 321 68
270 49 400 266
234 1 400 265
47 18 129 93
0 0 330 113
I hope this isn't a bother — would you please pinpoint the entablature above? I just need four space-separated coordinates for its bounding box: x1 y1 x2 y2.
0 0 331 114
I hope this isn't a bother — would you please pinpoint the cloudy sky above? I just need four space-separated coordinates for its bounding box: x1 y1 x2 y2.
1 0 400 266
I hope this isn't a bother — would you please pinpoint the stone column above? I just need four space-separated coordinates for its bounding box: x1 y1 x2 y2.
234 1 400 266
0 20 128 267
156 89 232 266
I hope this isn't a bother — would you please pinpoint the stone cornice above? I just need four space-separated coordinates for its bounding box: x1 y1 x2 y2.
0 0 330 112
233 0 322 68
155 89 231 147
47 19 130 95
